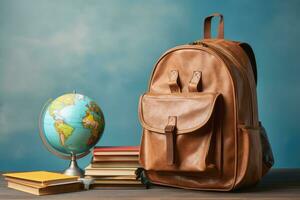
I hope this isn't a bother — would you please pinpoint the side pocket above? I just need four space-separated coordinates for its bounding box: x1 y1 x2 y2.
259 122 274 176
236 126 262 187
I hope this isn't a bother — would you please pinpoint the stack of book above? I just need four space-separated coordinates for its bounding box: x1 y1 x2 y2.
85 146 143 188
3 171 82 195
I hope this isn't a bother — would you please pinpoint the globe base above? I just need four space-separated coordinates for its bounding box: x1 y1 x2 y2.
63 154 84 178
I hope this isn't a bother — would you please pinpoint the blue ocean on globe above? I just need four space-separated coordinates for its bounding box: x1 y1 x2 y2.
42 93 105 155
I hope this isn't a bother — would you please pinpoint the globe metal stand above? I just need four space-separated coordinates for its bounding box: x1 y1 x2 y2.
38 99 90 178
63 153 85 177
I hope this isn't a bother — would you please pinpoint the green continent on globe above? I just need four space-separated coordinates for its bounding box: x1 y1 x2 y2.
48 94 76 117
82 101 103 146
48 94 76 146
54 119 74 146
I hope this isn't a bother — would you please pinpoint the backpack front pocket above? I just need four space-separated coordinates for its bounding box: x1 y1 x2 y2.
138 92 222 173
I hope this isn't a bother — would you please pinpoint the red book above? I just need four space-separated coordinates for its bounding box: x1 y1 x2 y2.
93 155 139 162
93 146 140 153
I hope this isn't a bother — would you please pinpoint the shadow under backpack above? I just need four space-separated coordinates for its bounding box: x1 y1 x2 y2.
138 13 274 191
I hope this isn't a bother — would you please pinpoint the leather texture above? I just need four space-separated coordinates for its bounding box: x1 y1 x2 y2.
138 13 274 191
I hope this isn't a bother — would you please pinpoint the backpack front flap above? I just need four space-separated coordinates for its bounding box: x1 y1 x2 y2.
139 92 221 172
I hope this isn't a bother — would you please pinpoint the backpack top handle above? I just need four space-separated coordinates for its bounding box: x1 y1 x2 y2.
204 13 224 39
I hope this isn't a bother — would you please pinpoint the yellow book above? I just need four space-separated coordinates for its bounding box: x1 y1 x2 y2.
5 177 80 188
7 181 82 196
3 171 78 186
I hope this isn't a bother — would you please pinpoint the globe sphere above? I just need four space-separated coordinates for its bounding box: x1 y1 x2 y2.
41 93 105 155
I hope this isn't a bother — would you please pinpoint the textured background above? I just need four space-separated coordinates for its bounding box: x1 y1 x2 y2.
0 0 299 170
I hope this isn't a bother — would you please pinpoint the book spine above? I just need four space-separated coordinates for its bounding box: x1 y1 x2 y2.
93 146 140 152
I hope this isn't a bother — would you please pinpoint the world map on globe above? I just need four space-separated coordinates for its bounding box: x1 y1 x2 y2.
42 93 105 155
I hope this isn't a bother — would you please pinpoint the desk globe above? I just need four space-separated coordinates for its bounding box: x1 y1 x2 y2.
39 92 105 177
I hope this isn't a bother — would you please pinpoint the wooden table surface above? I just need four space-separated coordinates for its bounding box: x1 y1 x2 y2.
1 169 299 200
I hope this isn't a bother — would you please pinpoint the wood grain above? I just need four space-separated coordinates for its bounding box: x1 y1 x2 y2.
0 169 299 200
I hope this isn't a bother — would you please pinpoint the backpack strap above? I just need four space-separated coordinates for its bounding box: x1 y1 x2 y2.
165 116 177 165
204 13 224 39
168 70 181 93
188 71 202 92
238 42 258 85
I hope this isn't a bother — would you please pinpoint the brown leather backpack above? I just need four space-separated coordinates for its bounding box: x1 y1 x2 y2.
138 13 274 191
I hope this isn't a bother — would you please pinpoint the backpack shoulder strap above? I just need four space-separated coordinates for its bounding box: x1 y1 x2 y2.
238 42 258 85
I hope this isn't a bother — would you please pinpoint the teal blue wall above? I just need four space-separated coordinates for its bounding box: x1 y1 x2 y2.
0 0 299 170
